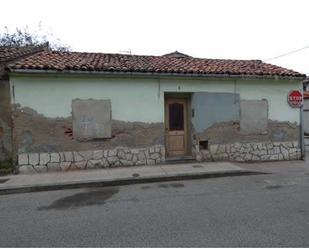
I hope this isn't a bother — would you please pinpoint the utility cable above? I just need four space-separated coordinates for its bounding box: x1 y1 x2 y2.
264 45 309 61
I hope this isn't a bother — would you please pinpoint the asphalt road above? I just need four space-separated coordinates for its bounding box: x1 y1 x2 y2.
1 166 309 247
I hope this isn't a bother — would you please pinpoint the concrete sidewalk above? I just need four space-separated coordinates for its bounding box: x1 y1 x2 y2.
0 162 263 195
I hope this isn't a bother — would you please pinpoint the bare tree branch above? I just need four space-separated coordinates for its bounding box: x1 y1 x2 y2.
0 25 71 51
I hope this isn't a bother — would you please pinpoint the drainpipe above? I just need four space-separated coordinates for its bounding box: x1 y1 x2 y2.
300 105 305 160
157 77 161 99
301 84 305 160
10 82 18 173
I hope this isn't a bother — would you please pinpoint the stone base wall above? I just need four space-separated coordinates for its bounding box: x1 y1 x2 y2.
17 145 165 174
17 141 302 174
196 141 301 162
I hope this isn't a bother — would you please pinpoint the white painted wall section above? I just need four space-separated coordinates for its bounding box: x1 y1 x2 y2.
160 78 301 124
11 76 302 124
11 77 164 122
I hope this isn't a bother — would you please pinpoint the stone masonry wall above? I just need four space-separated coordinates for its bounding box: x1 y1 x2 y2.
17 141 302 174
17 144 165 174
195 141 301 162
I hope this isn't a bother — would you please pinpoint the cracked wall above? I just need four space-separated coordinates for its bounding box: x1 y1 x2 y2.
193 120 299 145
13 105 164 154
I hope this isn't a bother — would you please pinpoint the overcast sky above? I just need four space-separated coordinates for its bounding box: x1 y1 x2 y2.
1 0 308 75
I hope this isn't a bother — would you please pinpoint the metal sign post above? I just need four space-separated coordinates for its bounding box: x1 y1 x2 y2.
300 104 305 160
287 90 304 160
288 90 304 160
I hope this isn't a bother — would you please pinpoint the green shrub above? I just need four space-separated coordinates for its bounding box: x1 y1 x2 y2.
0 158 13 175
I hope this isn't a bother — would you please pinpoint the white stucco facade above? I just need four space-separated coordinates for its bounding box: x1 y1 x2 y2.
10 75 302 124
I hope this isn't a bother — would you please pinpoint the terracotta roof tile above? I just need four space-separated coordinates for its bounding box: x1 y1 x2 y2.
0 44 48 63
7 50 306 78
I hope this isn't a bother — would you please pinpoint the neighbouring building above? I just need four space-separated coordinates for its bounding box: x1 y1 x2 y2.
1 49 306 174
302 78 309 149
0 44 48 171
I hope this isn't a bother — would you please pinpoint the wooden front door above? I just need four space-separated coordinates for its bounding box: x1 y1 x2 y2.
165 98 188 157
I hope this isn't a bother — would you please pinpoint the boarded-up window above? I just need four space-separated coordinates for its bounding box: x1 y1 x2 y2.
191 92 240 132
240 100 268 134
72 99 112 140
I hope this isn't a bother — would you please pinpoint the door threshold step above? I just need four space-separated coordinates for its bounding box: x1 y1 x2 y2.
165 156 197 164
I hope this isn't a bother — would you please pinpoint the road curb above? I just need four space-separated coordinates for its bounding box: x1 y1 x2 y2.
0 170 267 195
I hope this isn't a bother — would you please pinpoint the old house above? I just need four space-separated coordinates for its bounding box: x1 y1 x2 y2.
1 49 306 173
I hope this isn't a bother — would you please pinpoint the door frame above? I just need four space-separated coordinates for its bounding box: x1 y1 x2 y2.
164 93 192 158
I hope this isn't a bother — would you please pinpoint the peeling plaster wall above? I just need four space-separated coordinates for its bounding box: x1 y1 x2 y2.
10 75 302 166
194 120 299 145
13 105 164 153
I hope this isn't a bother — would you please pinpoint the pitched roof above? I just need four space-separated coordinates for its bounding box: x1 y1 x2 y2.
0 43 48 63
163 51 192 58
7 50 306 79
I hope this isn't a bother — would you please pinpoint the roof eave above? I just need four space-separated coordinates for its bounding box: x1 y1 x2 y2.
8 68 306 81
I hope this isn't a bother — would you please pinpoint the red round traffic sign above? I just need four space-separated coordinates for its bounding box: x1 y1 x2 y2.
288 90 303 108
